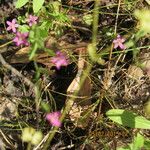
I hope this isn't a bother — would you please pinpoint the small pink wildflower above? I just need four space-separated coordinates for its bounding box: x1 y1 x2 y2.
51 51 69 70
113 35 126 49
13 32 29 46
6 19 19 33
46 111 61 127
27 15 38 27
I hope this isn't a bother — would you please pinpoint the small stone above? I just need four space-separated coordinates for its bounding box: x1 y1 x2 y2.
0 96 17 120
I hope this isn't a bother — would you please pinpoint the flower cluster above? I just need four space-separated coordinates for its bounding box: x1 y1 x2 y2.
46 111 61 127
26 15 38 27
7 16 69 69
51 51 69 70
113 35 126 49
6 15 38 46
13 32 29 46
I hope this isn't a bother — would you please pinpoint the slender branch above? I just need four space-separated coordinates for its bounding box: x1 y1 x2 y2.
0 54 34 88
114 0 121 34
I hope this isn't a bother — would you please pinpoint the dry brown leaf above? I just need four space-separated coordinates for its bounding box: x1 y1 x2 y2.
66 48 91 128
9 37 88 67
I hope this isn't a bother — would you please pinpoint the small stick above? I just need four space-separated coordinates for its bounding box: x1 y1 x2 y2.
0 54 34 88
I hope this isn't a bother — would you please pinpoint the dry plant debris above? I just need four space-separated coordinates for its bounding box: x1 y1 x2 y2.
0 0 150 149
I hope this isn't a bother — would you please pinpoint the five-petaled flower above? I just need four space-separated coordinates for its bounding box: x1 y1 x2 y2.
113 35 126 49
46 111 61 127
51 51 69 70
6 19 19 33
27 15 38 27
13 32 29 46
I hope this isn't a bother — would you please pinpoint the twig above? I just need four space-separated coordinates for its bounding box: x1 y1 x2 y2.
0 129 16 150
0 54 34 88
33 132 50 150
0 41 13 54
0 41 13 49
103 0 121 90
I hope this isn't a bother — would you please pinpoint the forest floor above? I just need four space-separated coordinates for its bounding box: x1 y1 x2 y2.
0 0 150 150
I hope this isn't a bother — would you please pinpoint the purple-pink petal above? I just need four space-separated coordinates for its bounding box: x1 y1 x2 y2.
117 35 121 38
13 32 29 46
120 38 125 43
50 51 69 70
46 111 61 127
6 26 12 31
27 15 38 27
13 38 23 46
119 43 125 49
6 21 11 26
12 19 16 24
113 39 117 44
6 19 19 33
114 43 119 49
113 34 126 50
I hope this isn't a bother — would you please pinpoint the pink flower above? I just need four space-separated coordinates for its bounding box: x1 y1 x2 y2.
6 19 19 33
113 35 126 49
46 111 61 127
51 51 69 70
13 32 29 46
27 15 38 27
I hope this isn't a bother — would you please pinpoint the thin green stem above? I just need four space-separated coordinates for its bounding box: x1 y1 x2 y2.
114 0 121 34
92 0 99 45
27 142 31 150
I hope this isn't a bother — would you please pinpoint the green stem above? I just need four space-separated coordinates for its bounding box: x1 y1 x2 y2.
92 0 99 45
27 142 31 150
114 0 121 34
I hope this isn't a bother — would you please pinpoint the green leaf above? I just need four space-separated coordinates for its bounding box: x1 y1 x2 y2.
18 25 29 33
16 0 29 8
144 139 150 149
106 109 150 129
33 0 44 13
29 43 38 60
51 1 61 14
44 48 55 56
38 27 48 38
133 133 144 150
29 30 35 42
31 131 43 145
134 9 150 34
144 99 150 117
22 127 35 142
117 145 131 150
117 133 146 150
83 14 93 26
41 101 50 112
